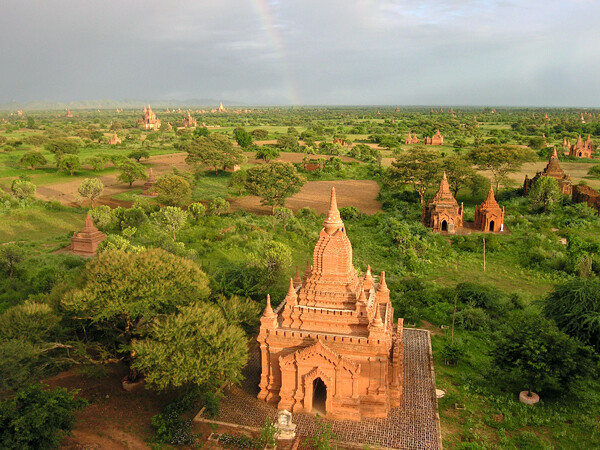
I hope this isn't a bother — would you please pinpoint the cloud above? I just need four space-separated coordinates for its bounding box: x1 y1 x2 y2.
1 0 599 105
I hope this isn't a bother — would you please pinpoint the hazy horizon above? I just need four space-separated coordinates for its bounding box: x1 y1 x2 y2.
2 0 600 107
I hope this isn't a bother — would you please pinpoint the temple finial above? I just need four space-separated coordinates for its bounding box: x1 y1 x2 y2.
372 304 384 328
263 294 275 318
377 271 389 292
323 187 343 234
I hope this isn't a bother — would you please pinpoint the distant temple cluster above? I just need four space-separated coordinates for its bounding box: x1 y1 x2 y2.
404 130 444 146
139 105 161 130
257 188 404 421
423 173 505 233
182 112 197 128
561 135 594 159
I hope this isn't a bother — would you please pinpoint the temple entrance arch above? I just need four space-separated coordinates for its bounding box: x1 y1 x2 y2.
441 220 448 232
489 220 495 232
312 378 327 414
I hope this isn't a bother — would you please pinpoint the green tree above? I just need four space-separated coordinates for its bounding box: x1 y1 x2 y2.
185 133 246 173
44 138 79 161
0 302 60 343
10 178 36 200
255 146 280 163
468 145 536 192
250 241 292 285
154 174 192 207
543 277 600 352
587 165 600 178
490 312 597 395
77 178 104 207
152 206 188 241
274 206 294 231
528 176 563 212
128 149 150 162
188 202 206 222
442 155 478 197
277 134 299 151
0 244 24 279
207 197 230 216
250 129 269 140
117 160 147 187
389 146 442 206
85 155 107 172
57 154 81 176
19 151 47 170
233 127 253 148
61 249 211 380
243 162 306 212
0 384 87 450
192 126 209 139
132 303 248 391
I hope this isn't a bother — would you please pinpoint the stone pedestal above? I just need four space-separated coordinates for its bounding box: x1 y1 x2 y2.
519 391 539 405
70 214 106 256
275 410 296 440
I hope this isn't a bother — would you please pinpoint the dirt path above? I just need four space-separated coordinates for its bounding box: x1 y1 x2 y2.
228 179 381 215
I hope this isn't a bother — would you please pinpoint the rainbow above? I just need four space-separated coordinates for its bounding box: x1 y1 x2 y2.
250 0 300 105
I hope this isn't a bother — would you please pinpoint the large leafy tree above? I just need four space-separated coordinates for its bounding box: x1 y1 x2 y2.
77 178 104 207
490 312 597 395
117 160 147 187
543 278 600 352
154 174 192 207
44 138 79 162
389 146 442 206
527 176 563 212
233 127 253 148
442 155 479 197
0 244 24 279
151 206 188 241
468 144 536 192
243 162 305 212
128 149 150 162
132 303 248 391
19 151 47 170
185 133 246 173
57 154 81 176
61 249 211 380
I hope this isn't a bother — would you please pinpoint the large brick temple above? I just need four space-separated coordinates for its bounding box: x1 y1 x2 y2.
257 188 404 421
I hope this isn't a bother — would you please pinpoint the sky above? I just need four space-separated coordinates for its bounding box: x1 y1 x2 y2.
1 0 600 106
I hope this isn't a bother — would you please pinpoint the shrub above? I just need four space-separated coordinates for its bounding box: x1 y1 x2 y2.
188 202 206 221
0 384 87 449
207 197 230 216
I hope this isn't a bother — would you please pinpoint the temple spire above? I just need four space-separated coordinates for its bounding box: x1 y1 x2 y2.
293 265 302 288
372 304 384 329
377 271 388 292
286 278 297 305
263 294 275 318
323 187 344 234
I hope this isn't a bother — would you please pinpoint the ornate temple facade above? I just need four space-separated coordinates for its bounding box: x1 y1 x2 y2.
70 214 106 256
568 135 593 158
257 188 404 421
182 112 197 128
424 130 444 145
404 131 419 144
423 173 463 233
139 105 161 130
523 148 573 195
108 132 121 145
474 186 505 232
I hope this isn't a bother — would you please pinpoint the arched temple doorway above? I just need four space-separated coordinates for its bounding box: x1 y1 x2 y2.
489 220 495 232
312 378 327 415
441 220 448 232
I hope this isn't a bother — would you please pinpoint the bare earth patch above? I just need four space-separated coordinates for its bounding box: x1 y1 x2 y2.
228 179 381 215
44 364 169 450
